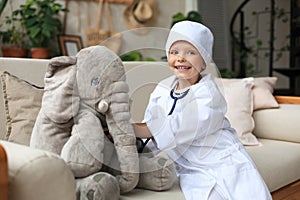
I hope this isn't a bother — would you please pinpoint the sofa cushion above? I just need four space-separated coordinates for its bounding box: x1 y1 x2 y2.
253 104 300 143
0 140 76 200
123 138 300 197
220 77 259 145
0 83 5 140
246 138 300 192
219 77 278 145
253 77 279 111
0 58 48 141
0 71 43 145
121 179 184 200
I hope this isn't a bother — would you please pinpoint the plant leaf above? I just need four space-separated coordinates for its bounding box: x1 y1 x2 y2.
0 0 8 17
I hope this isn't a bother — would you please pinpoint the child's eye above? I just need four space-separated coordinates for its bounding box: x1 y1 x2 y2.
187 50 196 55
170 50 178 55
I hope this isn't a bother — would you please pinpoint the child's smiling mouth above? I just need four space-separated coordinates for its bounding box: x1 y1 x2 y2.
175 65 192 70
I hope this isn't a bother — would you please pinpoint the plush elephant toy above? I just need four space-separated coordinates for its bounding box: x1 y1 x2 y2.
30 45 175 200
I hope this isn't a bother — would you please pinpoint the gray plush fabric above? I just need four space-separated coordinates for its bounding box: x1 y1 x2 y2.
76 172 120 200
138 151 176 191
30 46 139 196
30 45 176 199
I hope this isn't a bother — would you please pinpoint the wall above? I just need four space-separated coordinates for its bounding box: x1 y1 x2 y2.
0 0 186 60
198 0 231 69
0 0 291 89
228 0 290 88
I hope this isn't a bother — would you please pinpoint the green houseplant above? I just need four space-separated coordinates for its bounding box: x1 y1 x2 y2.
14 0 68 58
0 0 28 57
120 51 155 61
171 10 202 27
0 14 28 57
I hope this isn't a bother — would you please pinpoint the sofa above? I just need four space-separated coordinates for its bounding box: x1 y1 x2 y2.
0 57 300 200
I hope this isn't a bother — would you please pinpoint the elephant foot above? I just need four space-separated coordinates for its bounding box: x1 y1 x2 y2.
138 152 176 191
76 172 120 200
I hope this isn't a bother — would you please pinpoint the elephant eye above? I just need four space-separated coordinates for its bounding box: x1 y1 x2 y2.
91 78 100 86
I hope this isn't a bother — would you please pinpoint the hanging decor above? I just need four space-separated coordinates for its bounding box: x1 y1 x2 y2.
123 0 158 29
85 0 122 53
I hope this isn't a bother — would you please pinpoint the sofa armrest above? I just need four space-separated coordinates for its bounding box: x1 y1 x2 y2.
275 95 300 104
253 96 300 143
0 143 8 200
0 140 76 200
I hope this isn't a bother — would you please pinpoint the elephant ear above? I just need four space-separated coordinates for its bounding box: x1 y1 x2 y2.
42 56 79 123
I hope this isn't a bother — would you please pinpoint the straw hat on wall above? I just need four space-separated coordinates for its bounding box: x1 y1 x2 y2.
123 0 158 29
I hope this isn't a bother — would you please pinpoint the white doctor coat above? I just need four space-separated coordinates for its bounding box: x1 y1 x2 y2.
144 74 272 200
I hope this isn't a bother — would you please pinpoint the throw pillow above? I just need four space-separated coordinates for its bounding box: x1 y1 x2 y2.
219 77 260 146
0 71 43 146
253 77 279 110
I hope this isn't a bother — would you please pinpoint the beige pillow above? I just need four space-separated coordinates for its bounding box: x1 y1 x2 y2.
0 71 43 146
253 77 279 110
220 77 260 146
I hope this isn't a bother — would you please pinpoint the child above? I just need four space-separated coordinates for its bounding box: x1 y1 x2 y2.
133 21 272 200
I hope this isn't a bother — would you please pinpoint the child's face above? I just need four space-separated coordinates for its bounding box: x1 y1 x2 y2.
168 41 205 85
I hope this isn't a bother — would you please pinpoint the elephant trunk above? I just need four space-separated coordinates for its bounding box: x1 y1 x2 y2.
105 80 139 193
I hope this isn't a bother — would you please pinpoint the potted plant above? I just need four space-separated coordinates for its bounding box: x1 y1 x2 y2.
0 15 28 57
14 0 68 59
171 10 202 27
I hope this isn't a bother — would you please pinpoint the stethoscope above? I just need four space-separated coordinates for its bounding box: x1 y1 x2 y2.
138 86 190 153
168 87 190 115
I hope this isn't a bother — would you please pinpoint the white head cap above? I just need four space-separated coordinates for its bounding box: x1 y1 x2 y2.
165 21 214 66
